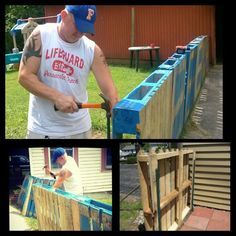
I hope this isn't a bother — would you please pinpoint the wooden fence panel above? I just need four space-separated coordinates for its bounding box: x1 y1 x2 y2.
32 184 112 231
137 148 194 231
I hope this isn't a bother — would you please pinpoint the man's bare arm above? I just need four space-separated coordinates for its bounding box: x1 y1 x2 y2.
91 44 119 109
53 169 72 189
18 27 78 113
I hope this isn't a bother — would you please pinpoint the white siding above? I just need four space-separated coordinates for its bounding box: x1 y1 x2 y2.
79 148 112 193
29 147 112 193
183 142 231 211
29 147 47 178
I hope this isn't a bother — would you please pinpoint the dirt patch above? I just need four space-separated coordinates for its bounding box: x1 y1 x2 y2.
92 131 105 139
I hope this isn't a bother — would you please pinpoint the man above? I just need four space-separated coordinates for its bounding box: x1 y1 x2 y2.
18 5 118 139
46 147 83 195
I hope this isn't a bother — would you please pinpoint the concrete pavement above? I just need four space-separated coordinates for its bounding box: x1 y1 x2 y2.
9 205 31 231
182 64 223 139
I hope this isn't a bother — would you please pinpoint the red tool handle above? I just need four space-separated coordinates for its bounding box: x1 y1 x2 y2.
78 103 102 109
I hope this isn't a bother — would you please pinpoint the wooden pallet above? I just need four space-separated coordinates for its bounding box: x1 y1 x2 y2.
137 148 196 231
32 183 112 231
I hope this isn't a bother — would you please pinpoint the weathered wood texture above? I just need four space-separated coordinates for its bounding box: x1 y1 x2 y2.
17 175 55 218
137 149 194 231
183 142 231 211
32 184 112 231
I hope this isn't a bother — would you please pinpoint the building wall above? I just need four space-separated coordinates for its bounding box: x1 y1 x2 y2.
183 143 230 211
29 147 112 193
29 147 45 178
44 5 216 64
79 148 112 193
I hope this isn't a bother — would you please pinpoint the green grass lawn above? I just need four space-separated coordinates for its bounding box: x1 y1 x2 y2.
120 199 142 231
6 64 153 139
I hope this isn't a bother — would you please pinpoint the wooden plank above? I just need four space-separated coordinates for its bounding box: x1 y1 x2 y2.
148 150 158 230
160 189 178 210
32 186 41 229
137 156 148 162
137 153 153 231
193 200 230 211
182 206 191 221
170 156 176 226
57 195 74 230
155 151 179 161
164 158 171 229
182 150 194 155
22 178 33 216
159 159 166 230
53 190 61 230
177 150 183 225
71 199 81 230
180 180 192 192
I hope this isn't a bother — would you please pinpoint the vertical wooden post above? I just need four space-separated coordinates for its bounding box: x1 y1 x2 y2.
131 7 135 47
137 150 153 230
190 151 196 211
12 34 17 49
178 149 184 225
71 199 81 230
57 195 74 230
148 148 158 230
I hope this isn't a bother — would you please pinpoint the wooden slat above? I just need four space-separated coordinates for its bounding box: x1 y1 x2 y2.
137 155 148 162
137 155 153 230
71 199 81 230
177 150 183 225
160 189 178 210
159 159 167 230
170 157 176 226
148 150 159 230
22 178 33 216
182 150 194 155
165 158 171 229
155 151 179 161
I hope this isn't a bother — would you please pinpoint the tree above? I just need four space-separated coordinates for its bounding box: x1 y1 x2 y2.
5 5 44 53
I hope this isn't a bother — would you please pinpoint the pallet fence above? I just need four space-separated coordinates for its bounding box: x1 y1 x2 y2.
32 183 112 231
137 148 196 231
17 175 56 217
112 35 209 138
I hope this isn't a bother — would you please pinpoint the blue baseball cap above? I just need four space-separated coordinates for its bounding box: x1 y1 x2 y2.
66 5 96 35
52 147 65 163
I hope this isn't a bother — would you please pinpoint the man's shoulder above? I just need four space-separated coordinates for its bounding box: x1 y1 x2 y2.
81 35 95 46
38 23 57 33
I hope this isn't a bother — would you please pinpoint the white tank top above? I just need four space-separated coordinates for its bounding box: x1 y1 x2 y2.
28 23 95 136
62 156 83 195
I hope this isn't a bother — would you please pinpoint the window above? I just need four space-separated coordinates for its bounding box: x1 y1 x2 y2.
50 147 73 170
101 148 112 171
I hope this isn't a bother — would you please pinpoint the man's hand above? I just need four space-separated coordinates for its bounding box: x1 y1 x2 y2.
54 94 79 113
